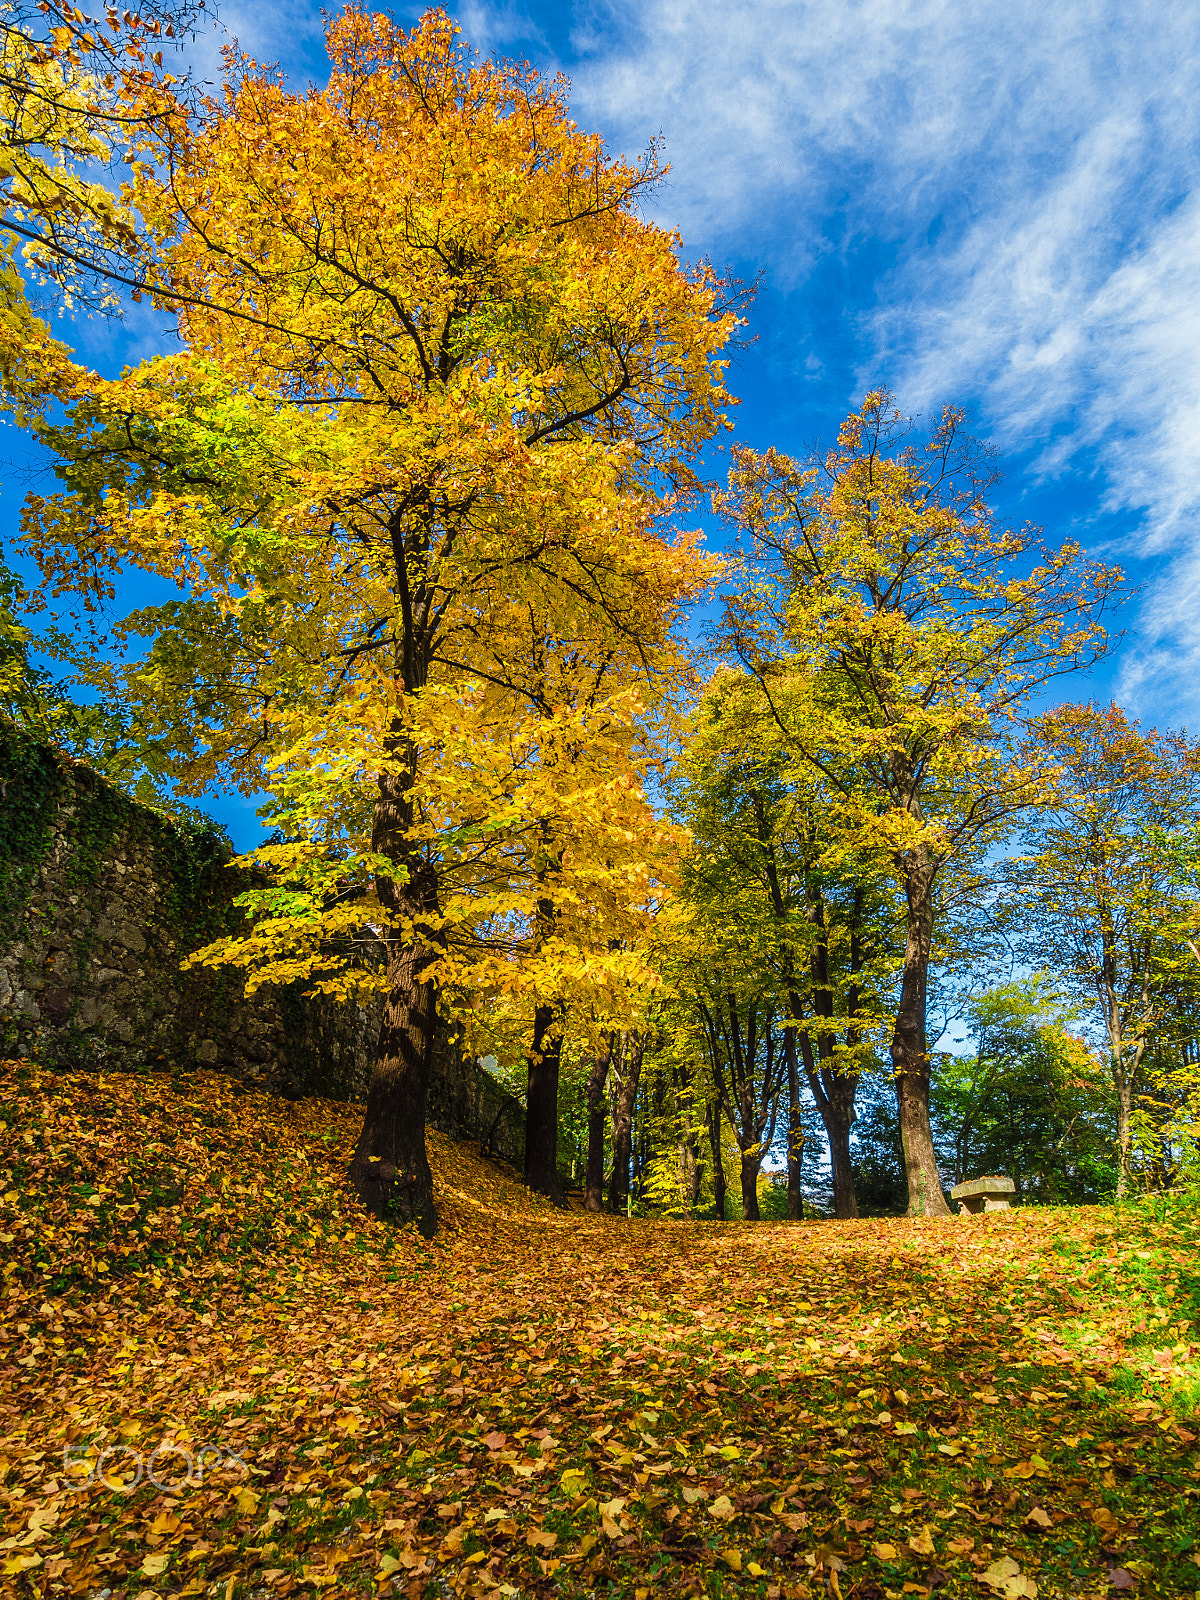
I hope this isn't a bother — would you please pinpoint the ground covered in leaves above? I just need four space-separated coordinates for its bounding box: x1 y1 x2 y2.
1 1061 1199 1600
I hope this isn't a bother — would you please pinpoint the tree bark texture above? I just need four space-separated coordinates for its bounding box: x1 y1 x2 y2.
349 768 440 1236
891 842 951 1216
348 933 438 1237
740 1149 762 1220
525 1003 567 1206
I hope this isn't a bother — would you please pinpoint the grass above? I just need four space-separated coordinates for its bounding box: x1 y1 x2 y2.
1 1059 1199 1600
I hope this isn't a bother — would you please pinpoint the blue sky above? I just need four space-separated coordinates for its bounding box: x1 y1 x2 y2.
8 0 1200 849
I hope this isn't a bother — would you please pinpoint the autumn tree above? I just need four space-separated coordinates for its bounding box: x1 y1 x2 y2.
671 669 900 1218
20 8 737 1235
1006 703 1200 1195
716 392 1118 1215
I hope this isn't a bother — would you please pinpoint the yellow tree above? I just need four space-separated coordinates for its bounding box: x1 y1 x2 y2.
1008 703 1200 1196
715 392 1119 1215
21 9 737 1234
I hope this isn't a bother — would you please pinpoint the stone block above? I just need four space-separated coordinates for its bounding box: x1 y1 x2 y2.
950 1175 1016 1214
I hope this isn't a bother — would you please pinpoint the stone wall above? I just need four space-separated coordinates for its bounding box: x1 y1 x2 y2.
0 717 523 1165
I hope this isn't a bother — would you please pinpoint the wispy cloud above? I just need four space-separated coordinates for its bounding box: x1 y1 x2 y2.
455 0 1200 720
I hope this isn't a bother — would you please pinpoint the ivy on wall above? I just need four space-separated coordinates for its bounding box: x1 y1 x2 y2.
0 714 251 1060
0 717 64 943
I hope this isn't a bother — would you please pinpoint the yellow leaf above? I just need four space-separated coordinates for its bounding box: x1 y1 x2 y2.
709 1493 736 1521
141 1551 170 1576
908 1525 937 1557
874 1542 899 1561
720 1548 742 1571
233 1487 260 1516
2 1554 42 1576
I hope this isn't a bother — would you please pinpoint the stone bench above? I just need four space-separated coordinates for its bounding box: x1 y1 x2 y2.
950 1175 1016 1214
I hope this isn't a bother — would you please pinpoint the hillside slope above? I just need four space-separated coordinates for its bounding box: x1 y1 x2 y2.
1 1061 1197 1598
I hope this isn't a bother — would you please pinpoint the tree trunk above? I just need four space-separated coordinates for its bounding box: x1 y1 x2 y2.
877 800 950 1218
1115 1063 1133 1200
348 934 438 1237
525 1003 567 1206
706 1098 727 1220
678 1134 701 1209
784 1028 804 1220
608 1033 641 1215
891 844 951 1217
740 1149 762 1220
609 1104 631 1215
827 1106 858 1220
584 1037 612 1213
349 769 439 1236
795 1026 860 1220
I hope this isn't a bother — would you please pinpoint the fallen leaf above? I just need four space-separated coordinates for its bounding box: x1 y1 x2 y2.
909 1526 938 1558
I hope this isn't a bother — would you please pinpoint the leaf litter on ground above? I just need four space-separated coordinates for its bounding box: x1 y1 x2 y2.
1 1059 1199 1600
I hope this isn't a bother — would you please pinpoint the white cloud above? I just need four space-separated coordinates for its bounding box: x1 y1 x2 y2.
462 0 1200 720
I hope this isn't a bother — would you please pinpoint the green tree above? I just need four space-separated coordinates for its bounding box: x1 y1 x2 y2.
670 669 901 1218
932 979 1116 1203
1008 703 1200 1196
714 391 1118 1215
